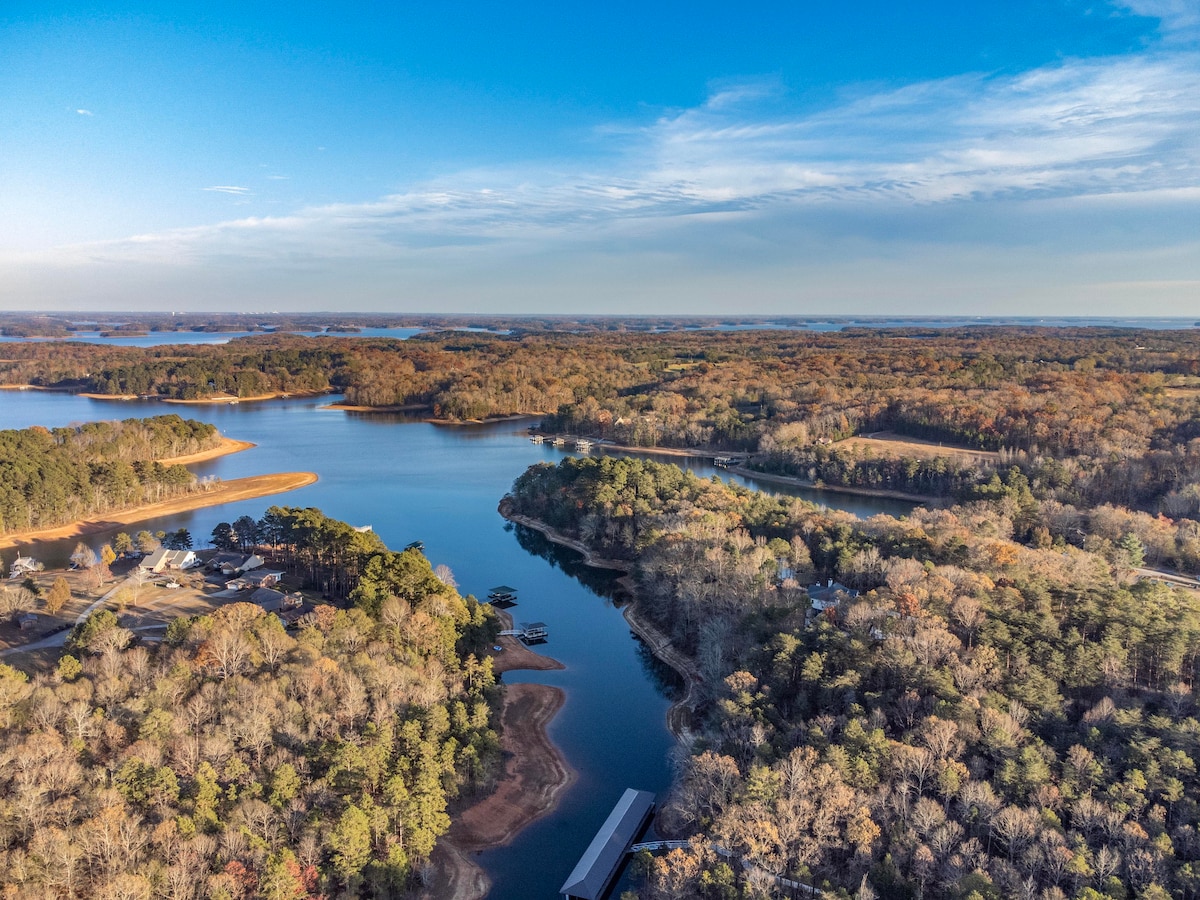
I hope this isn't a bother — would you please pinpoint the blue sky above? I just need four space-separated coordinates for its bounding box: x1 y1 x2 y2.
1 1 1198 315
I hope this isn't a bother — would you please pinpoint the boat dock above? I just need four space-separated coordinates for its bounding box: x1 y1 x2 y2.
560 789 656 900
498 621 548 643
486 585 519 608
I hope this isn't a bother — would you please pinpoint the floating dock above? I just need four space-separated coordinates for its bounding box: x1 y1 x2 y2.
486 585 519 608
518 621 548 643
561 788 656 900
498 621 548 643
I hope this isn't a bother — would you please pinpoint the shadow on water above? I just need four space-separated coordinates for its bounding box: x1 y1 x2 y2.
508 523 629 602
509 522 684 703
632 634 685 703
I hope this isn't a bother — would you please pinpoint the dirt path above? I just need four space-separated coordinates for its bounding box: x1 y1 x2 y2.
0 472 317 550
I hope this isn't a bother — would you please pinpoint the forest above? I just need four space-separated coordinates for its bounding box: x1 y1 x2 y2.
0 416 221 535
507 456 1200 900
3 327 1200 531
0 506 502 898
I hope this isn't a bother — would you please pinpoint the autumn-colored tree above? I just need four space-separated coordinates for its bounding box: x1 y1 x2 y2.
44 575 71 616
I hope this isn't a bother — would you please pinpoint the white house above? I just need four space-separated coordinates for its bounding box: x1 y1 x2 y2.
8 553 40 579
140 548 198 574
807 579 859 613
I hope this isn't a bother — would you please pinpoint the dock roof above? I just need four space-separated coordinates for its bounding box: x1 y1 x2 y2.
488 585 518 594
560 788 655 900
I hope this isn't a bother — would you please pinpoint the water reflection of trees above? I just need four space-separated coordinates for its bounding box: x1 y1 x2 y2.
510 522 683 700
509 523 627 602
633 635 685 701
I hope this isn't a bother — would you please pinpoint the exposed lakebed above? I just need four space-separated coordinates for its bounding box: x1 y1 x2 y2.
0 390 913 899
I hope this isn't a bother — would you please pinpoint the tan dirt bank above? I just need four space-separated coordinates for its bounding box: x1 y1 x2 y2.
423 617 572 900
0 472 317 550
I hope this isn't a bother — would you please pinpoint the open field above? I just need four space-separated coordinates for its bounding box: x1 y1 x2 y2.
835 430 1000 462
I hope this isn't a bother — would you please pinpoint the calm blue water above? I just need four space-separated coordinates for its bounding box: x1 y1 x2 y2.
0 390 910 898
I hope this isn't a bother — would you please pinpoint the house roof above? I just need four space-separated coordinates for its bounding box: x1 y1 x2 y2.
808 581 858 602
560 789 655 899
251 587 284 603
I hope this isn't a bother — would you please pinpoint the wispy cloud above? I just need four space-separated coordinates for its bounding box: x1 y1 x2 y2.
1113 0 1200 40
25 47 1200 283
75 108 93 116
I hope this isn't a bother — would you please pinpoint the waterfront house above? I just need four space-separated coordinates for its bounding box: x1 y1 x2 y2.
8 553 40 579
209 552 264 576
140 548 198 574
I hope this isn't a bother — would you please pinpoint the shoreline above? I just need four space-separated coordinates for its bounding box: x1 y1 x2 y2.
325 402 542 428
72 390 330 404
597 441 747 461
163 390 330 405
156 436 256 466
0 471 317 550
500 505 701 740
426 609 571 900
727 464 937 504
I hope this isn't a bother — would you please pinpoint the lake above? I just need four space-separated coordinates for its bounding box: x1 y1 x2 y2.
0 390 913 898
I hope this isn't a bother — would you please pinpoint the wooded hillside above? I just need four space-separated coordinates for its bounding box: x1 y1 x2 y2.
0 509 502 898
0 416 219 535
509 457 1200 900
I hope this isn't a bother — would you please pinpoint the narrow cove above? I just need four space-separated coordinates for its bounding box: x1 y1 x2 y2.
0 391 914 898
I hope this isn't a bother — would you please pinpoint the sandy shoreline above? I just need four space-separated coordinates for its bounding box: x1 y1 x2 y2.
425 611 570 900
0 471 317 550
157 436 256 465
72 390 330 405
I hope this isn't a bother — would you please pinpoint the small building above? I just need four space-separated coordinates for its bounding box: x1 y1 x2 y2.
140 548 198 574
251 587 285 608
17 613 38 631
807 579 859 612
227 569 283 591
487 585 519 608
530 434 545 444
8 553 39 579
561 789 656 900
519 622 548 643
251 587 302 612
575 439 593 452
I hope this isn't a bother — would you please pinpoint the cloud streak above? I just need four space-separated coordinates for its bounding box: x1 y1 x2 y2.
10 44 1198 318
48 50 1195 267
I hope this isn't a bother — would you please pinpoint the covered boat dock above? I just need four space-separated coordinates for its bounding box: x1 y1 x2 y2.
560 788 655 900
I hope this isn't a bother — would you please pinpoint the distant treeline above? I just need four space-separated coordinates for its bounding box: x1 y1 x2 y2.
3 327 1200 516
0 415 218 534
